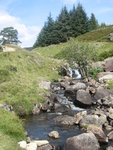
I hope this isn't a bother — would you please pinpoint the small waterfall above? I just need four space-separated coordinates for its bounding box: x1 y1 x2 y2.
57 94 84 111
68 67 82 79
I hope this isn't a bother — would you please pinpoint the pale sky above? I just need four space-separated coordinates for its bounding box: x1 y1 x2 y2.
0 0 113 47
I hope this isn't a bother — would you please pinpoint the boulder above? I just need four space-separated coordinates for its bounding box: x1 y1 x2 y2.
48 131 60 139
72 82 86 91
75 89 92 107
104 57 113 72
107 131 113 140
91 61 105 69
98 72 113 82
94 87 111 101
26 142 37 150
64 132 100 150
87 124 108 143
80 115 106 127
74 111 87 124
54 115 76 126
39 80 51 90
106 146 113 150
50 82 61 92
37 144 53 150
34 140 49 147
109 114 113 120
54 103 70 113
32 104 40 115
18 141 27 149
102 95 113 107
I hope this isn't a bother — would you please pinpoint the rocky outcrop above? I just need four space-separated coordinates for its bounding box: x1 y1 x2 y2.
64 132 100 150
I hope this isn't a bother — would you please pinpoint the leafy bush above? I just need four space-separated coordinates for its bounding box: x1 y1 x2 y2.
88 67 103 79
55 41 97 78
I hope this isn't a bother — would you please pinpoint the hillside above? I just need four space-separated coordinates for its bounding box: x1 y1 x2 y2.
1 27 113 150
0 45 62 150
76 26 113 42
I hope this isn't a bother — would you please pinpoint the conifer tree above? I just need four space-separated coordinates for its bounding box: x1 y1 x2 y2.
89 13 99 31
33 14 55 47
55 6 70 42
70 3 89 37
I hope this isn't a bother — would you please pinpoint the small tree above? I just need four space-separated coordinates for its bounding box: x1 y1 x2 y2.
56 40 97 78
0 27 21 45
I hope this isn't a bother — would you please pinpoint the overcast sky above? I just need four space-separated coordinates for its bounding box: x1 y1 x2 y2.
0 0 113 47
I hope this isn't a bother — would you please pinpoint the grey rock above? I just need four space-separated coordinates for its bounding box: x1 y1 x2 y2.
87 124 108 143
75 89 92 107
64 132 100 150
94 87 111 101
104 57 113 72
107 131 113 140
80 115 106 127
54 115 76 126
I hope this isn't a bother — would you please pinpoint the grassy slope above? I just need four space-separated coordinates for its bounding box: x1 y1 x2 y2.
0 46 62 150
76 26 113 42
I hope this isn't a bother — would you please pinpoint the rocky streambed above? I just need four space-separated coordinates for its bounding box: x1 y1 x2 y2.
21 69 113 150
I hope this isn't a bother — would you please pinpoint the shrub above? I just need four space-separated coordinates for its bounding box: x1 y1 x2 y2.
88 67 103 79
55 40 97 78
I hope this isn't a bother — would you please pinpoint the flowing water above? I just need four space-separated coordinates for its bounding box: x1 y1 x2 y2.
24 68 112 149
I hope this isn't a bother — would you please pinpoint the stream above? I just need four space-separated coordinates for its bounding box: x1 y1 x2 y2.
24 113 82 149
24 68 113 150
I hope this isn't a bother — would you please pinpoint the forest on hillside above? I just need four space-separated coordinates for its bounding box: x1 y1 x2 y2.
34 3 99 47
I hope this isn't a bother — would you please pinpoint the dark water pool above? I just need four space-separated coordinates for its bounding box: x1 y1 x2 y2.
24 113 113 150
24 113 82 148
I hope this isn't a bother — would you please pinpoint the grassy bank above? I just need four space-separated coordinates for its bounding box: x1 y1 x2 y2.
0 50 61 115
0 109 25 150
0 46 62 150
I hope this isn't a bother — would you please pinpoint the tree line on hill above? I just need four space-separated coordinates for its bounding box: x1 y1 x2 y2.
33 3 99 47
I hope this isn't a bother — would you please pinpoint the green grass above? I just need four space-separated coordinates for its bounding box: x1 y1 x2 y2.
0 49 61 115
0 109 25 150
76 26 113 42
106 80 113 89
